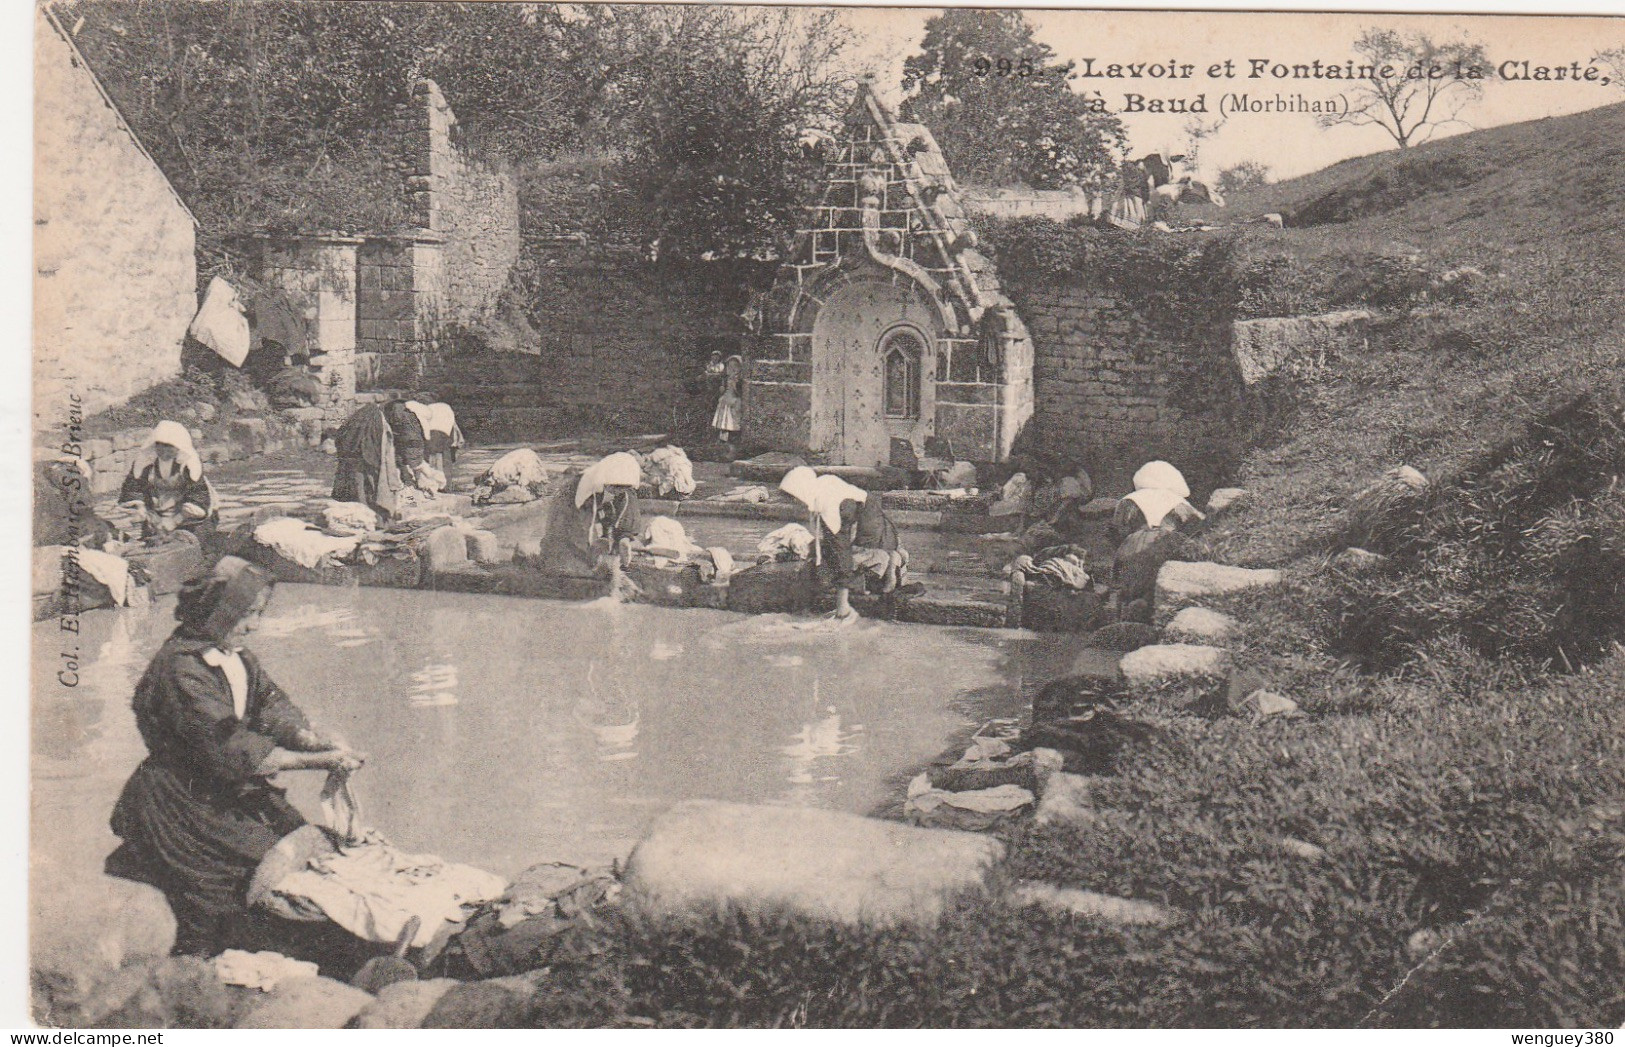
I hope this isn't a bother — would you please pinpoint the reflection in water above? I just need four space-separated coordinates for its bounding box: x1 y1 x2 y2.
256 603 376 649
578 661 640 762
408 662 459 707
34 585 1086 876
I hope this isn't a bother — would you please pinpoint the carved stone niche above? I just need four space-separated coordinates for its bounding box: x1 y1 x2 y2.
858 169 887 208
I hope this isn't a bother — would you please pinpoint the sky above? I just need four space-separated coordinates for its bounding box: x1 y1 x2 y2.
838 8 1625 182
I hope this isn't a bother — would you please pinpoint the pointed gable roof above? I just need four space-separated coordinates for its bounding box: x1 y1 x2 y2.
791 79 1017 329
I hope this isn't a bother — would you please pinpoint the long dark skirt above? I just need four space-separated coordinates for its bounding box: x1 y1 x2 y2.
426 431 457 469
107 758 306 956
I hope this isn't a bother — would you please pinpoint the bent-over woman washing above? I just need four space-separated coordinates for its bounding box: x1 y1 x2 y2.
780 466 921 621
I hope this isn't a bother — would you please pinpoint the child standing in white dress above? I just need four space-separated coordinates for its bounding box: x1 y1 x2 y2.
712 355 743 443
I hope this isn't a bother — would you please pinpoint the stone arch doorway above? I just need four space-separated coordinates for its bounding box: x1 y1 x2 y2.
809 276 941 467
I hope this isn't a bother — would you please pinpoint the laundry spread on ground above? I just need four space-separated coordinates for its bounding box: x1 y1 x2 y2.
271 771 506 949
640 516 702 560
759 523 815 561
253 518 362 570
322 501 380 537
641 445 696 498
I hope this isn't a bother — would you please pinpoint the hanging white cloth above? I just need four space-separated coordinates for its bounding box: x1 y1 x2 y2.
189 277 252 367
69 547 133 606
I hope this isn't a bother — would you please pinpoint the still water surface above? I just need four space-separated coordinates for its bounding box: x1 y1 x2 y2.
33 585 1082 879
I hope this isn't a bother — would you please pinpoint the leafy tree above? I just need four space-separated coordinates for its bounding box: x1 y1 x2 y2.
59 1 612 267
61 1 853 264
597 6 856 259
1218 160 1273 196
1316 28 1492 149
900 9 1124 190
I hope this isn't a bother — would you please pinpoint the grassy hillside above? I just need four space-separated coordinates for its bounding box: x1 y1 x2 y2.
1210 102 1625 571
493 106 1625 1029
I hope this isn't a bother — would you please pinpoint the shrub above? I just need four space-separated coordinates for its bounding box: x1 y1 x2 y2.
1321 390 1625 670
1324 252 1433 311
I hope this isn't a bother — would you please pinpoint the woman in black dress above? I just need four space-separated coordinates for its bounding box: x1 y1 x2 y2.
105 556 365 956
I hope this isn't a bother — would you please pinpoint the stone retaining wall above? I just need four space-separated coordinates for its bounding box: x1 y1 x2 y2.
1231 309 1374 384
1007 281 1242 483
439 249 768 439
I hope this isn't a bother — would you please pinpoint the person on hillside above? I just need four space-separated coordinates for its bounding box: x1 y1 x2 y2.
105 556 367 957
780 467 920 621
1112 460 1204 539
119 420 218 543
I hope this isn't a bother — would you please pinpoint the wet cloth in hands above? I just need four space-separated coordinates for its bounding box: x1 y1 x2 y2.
321 767 364 846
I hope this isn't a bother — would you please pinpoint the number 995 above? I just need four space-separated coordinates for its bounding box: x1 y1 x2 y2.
973 56 1037 77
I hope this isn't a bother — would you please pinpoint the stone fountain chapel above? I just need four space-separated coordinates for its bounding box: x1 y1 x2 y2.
746 84 1035 469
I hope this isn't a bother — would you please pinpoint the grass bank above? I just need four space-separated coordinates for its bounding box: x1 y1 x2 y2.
483 104 1625 1028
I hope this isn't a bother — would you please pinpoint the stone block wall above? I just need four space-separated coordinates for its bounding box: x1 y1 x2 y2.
349 80 519 390
253 236 361 428
961 187 1104 223
33 8 196 427
399 80 520 327
357 235 448 390
748 86 1035 465
436 249 768 440
1011 282 1242 482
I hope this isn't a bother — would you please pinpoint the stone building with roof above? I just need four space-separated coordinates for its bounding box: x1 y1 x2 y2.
746 82 1035 467
34 4 199 424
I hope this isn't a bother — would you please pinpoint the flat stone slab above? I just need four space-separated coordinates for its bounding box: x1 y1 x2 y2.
355 979 461 1029
623 801 1003 928
1009 882 1179 927
1119 643 1230 688
1165 606 1239 643
234 976 374 1029
1156 561 1281 606
32 877 177 1019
